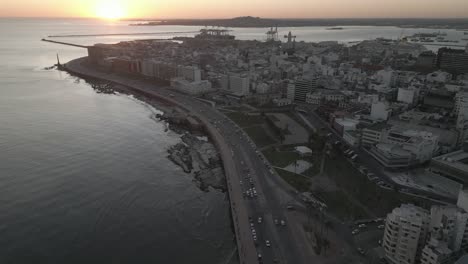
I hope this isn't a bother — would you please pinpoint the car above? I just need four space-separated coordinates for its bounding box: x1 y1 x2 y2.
250 223 254 228
352 229 359 235
280 220 286 226
378 225 385 229
274 219 279 225
258 217 263 224
287 205 295 210
265 240 271 247
257 253 262 260
358 224 367 228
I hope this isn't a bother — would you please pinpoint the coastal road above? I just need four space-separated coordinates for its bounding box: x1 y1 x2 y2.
65 58 312 264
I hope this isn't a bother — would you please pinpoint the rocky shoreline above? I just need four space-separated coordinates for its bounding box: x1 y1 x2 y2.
66 73 227 193
167 133 227 192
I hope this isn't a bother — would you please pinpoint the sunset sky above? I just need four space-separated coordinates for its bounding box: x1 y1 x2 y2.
2 0 468 19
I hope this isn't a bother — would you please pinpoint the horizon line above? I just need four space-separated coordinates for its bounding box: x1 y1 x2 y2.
2 16 468 20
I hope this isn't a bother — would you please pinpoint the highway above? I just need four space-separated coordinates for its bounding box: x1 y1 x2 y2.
65 57 311 264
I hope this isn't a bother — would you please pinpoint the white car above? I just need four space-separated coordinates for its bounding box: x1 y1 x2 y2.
258 217 263 224
280 220 286 226
358 224 367 228
352 229 359 235
265 240 271 247
378 225 385 229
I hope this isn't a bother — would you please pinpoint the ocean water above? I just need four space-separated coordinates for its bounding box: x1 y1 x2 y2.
0 18 236 264
0 17 466 264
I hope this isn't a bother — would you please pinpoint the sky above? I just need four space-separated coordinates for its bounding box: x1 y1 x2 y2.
1 0 468 19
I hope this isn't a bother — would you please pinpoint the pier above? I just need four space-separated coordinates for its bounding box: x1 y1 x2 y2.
41 39 89 48
47 31 199 38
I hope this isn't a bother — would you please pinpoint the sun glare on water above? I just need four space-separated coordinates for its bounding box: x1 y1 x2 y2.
95 1 125 19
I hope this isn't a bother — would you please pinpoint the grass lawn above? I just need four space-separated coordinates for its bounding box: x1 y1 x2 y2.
276 168 311 192
314 190 369 221
262 147 301 167
323 155 427 218
225 112 264 128
244 125 277 147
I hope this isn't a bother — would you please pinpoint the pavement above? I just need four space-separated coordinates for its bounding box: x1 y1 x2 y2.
65 58 313 264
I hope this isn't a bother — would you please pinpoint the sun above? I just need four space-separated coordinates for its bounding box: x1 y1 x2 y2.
95 1 125 20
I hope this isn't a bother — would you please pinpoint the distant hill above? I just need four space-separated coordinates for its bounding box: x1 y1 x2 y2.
128 16 468 29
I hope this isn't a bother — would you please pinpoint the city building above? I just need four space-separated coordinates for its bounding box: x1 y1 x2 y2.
384 190 468 264
363 124 439 168
305 89 345 106
371 101 392 121
226 74 250 96
436 48 468 75
288 77 318 102
430 144 468 184
397 87 418 105
170 77 212 95
383 204 430 264
416 51 437 68
177 65 201 82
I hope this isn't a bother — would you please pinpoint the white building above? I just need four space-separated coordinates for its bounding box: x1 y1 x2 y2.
421 238 453 264
170 77 212 95
362 124 439 168
177 65 201 82
375 68 395 88
371 101 392 121
228 74 250 96
397 87 417 105
384 190 468 264
383 204 430 264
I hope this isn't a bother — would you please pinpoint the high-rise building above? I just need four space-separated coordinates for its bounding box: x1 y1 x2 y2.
228 74 250 96
383 204 430 264
436 48 468 75
288 77 318 102
384 190 468 264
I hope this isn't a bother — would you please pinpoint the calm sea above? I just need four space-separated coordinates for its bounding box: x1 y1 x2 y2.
0 18 466 264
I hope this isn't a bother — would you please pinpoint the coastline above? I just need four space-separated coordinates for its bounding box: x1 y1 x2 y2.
80 76 227 192
62 57 259 264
